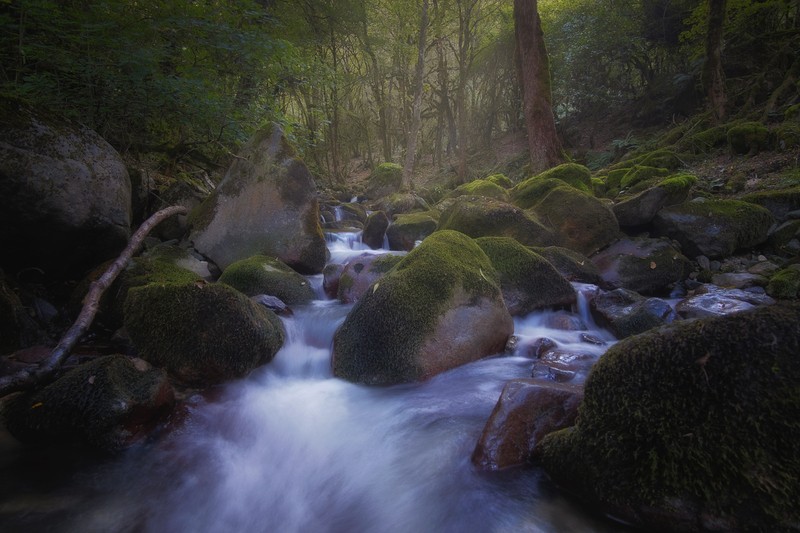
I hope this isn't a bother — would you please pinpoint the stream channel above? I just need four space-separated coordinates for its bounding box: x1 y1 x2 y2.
0 231 630 532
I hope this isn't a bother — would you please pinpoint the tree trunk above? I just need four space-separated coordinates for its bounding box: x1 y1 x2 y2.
514 0 562 174
402 0 430 190
704 0 727 124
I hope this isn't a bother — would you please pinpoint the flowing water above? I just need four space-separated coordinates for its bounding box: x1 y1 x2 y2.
0 235 629 533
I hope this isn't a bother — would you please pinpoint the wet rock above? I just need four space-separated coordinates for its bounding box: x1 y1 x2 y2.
475 237 576 315
322 263 345 298
332 231 513 385
710 272 767 289
189 125 326 274
250 294 292 316
386 212 438 251
218 254 314 305
362 211 389 249
436 197 557 247
472 379 583 471
591 288 678 339
530 246 604 285
579 333 606 346
536 304 800 532
676 284 775 319
337 253 405 304
767 219 800 254
653 199 774 258
521 337 557 359
3 355 174 452
0 100 131 278
591 237 690 294
124 282 285 386
543 313 586 331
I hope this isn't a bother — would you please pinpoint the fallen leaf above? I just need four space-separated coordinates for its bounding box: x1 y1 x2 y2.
373 283 380 293
31 402 44 409
88 375 96 384
650 261 657 269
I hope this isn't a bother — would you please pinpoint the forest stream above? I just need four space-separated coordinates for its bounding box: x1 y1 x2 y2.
0 232 626 533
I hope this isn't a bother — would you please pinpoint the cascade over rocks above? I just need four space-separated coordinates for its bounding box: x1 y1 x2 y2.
2 355 174 453
124 282 285 386
536 304 800 532
0 100 132 278
189 125 327 274
332 230 513 385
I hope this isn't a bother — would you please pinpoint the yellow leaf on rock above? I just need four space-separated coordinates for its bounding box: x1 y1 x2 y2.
650 262 657 269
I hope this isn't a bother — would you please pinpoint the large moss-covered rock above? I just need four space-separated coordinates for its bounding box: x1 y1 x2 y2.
727 121 770 155
332 231 513 385
124 282 285 386
619 165 671 190
740 186 800 222
485 173 513 188
613 174 696 227
0 100 131 278
365 162 403 200
475 237 575 315
372 192 430 217
767 264 800 299
2 355 174 452
510 163 593 209
218 254 314 304
530 246 604 285
448 179 510 202
590 237 691 294
527 185 620 256
436 197 557 247
189 125 326 274
653 199 774 258
386 212 439 251
536 304 800 531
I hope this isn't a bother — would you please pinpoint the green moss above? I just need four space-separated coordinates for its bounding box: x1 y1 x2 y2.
124 282 285 386
537 304 800 530
475 237 575 314
376 192 430 215
785 104 800 122
218 254 314 304
775 122 800 150
529 246 603 285
366 162 403 198
605 168 630 192
510 177 568 209
677 125 729 154
658 173 697 196
511 163 593 207
386 212 439 250
767 265 800 299
740 186 800 220
484 173 513 188
590 177 607 197
449 179 510 201
332 230 502 384
536 163 593 192
620 165 671 189
728 122 770 155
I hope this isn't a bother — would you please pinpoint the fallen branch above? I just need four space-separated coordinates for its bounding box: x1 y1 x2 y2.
0 205 188 399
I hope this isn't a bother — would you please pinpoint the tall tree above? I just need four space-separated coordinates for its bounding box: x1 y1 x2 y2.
402 0 430 189
704 0 727 123
513 0 562 174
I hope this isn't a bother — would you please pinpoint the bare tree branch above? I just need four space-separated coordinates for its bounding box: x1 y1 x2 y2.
0 205 188 399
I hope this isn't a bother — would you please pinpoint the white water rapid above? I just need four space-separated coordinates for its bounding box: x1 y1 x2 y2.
0 234 627 533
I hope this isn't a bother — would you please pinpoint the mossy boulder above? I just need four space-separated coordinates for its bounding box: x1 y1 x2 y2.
611 149 685 172
740 186 800 222
476 237 576 315
727 121 770 155
189 125 326 274
386 212 439 251
448 179 510 202
2 355 174 452
768 220 800 255
332 230 513 385
485 173 513 188
336 252 405 304
527 185 621 256
218 254 314 304
0 100 132 279
365 162 403 200
590 288 678 338
677 124 729 154
362 210 389 249
785 104 800 122
510 163 593 208
529 246 603 285
774 122 800 150
124 282 285 386
372 192 430 217
590 237 691 294
653 199 774 258
619 165 671 190
767 264 800 299
613 174 696 227
436 197 557 247
536 304 800 531
510 177 569 209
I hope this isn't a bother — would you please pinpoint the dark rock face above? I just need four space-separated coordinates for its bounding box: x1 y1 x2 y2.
362 211 389 249
3 355 174 452
189 125 326 274
0 101 132 278
386 213 439 251
336 252 404 304
536 304 800 532
332 231 512 385
653 199 774 258
472 379 583 471
124 282 285 386
676 285 775 319
590 237 690 294
590 288 678 338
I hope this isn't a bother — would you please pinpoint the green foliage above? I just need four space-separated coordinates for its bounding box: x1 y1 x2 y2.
767 266 800 299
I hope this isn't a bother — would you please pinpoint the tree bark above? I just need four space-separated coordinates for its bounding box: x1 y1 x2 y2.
0 206 188 399
402 0 430 190
514 0 562 174
704 0 728 124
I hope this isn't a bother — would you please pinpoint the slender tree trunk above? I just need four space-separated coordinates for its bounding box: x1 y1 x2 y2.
329 29 344 183
360 17 392 162
402 0 430 190
704 0 728 124
514 0 562 174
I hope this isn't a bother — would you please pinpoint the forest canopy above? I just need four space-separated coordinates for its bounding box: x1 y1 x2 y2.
1 0 798 182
